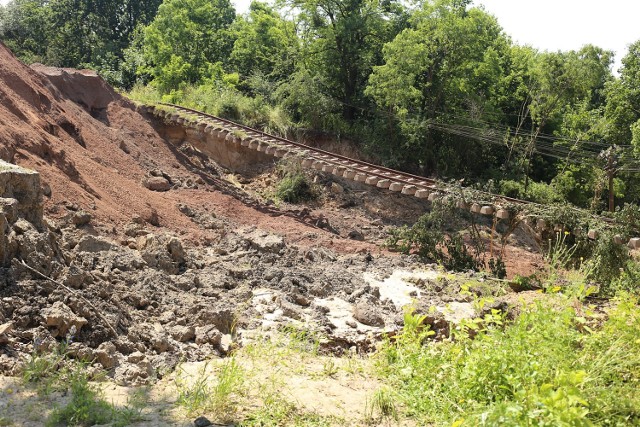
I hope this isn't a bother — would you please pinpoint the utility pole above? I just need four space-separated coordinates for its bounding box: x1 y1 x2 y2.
599 145 620 213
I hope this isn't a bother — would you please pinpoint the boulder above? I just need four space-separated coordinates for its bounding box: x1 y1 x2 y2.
144 176 171 192
71 210 92 226
195 325 222 345
0 161 43 227
41 301 87 337
244 230 284 253
93 341 119 369
353 300 384 327
0 322 13 344
139 234 186 275
75 235 116 253
170 325 195 343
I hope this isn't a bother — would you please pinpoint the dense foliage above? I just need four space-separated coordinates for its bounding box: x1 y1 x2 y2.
378 294 640 425
2 0 640 210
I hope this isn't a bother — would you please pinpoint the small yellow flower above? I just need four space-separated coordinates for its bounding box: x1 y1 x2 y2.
564 231 570 236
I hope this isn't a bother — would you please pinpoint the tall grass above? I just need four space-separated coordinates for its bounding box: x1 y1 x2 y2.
128 83 296 137
175 358 246 421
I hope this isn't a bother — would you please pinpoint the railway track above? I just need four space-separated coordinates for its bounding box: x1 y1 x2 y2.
142 102 640 248
152 103 525 206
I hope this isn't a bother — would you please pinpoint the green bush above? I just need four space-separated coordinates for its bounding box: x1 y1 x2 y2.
377 295 640 426
499 179 564 204
22 345 142 427
385 201 482 272
275 173 314 203
584 231 631 293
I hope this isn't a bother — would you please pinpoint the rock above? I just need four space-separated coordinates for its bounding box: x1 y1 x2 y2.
194 416 213 427
141 207 159 226
0 161 43 227
127 351 145 363
93 341 119 369
114 362 152 386
66 342 93 361
197 307 235 334
353 300 384 327
0 322 13 336
347 230 364 241
219 334 233 354
139 234 185 275
119 140 130 154
278 298 304 320
195 325 222 345
170 325 195 342
12 218 34 234
63 264 92 289
71 210 92 226
330 182 344 194
75 235 116 253
41 183 52 198
0 322 13 344
244 230 284 253
177 203 195 217
41 301 87 337
0 198 18 224
292 293 311 307
144 176 171 192
150 333 171 353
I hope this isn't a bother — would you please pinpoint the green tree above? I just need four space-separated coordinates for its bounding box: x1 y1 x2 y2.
606 41 640 148
604 41 640 204
230 1 297 83
286 0 407 122
141 0 236 92
366 0 508 175
0 0 163 86
0 0 51 63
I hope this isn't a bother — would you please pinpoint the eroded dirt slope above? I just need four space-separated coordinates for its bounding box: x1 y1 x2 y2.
0 39 540 403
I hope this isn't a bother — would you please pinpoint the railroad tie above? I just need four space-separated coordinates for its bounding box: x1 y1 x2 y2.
389 182 404 192
376 179 391 189
365 176 380 186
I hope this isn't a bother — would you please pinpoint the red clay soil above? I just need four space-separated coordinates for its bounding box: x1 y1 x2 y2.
0 41 385 255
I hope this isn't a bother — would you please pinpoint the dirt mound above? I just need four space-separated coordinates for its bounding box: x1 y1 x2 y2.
30 64 120 113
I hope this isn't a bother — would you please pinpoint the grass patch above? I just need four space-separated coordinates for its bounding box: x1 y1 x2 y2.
21 345 143 427
273 158 317 204
375 293 640 426
175 358 245 421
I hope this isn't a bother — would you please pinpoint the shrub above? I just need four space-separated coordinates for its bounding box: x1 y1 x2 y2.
22 344 142 427
376 295 640 426
273 159 316 204
385 201 483 272
275 173 314 203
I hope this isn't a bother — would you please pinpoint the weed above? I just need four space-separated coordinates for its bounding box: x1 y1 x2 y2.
365 387 398 423
321 358 338 377
544 231 578 283
46 370 142 427
175 358 245 420
385 200 484 272
276 173 315 203
375 293 640 426
272 157 317 203
487 256 506 279
21 343 143 427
